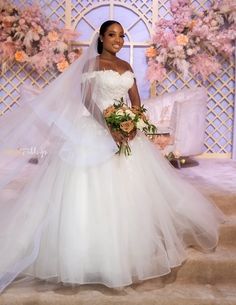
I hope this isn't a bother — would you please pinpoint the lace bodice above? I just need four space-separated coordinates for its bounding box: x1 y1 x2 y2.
82 70 135 109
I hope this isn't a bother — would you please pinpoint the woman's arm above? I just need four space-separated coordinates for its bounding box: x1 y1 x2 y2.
127 66 141 108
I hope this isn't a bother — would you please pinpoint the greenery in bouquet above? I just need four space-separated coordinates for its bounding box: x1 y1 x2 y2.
103 98 157 156
146 0 236 82
0 0 82 73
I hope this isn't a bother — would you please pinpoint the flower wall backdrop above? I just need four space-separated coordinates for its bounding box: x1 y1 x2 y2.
146 0 236 82
0 1 82 74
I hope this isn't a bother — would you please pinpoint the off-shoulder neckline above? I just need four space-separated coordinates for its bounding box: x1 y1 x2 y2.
95 69 134 77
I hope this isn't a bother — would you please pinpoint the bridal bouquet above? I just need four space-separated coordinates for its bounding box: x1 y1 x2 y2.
103 98 157 156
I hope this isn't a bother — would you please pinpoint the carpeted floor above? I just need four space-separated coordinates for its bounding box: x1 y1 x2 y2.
0 158 236 305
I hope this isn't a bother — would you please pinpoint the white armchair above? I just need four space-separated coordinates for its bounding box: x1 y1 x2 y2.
143 87 208 157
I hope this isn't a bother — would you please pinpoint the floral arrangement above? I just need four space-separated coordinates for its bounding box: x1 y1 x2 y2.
0 1 82 73
103 98 157 156
146 0 236 82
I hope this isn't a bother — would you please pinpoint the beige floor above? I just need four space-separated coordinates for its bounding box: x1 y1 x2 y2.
0 158 236 305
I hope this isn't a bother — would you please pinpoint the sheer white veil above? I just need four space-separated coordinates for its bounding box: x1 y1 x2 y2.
0 33 117 186
0 33 116 293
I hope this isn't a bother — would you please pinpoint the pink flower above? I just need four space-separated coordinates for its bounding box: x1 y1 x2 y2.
19 19 25 25
60 28 79 42
30 53 48 72
191 23 210 39
1 41 16 61
190 53 221 80
68 51 81 63
218 0 236 13
146 60 167 82
39 37 50 51
53 54 66 63
48 31 59 42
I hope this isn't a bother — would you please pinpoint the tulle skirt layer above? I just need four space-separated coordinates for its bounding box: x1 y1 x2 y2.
8 134 223 288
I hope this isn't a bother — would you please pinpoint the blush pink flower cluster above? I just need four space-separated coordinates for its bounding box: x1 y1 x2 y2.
146 0 236 82
0 1 82 73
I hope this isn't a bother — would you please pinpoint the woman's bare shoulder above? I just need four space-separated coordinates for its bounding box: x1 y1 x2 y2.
117 58 133 72
96 55 133 73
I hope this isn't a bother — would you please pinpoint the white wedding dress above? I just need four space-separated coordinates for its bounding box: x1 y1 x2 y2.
0 69 225 291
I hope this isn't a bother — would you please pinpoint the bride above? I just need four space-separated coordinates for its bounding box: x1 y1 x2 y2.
0 20 225 292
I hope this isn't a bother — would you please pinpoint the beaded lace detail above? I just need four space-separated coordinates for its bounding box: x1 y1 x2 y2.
82 70 135 109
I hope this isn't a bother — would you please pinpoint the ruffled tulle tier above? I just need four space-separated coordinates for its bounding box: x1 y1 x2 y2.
10 134 224 288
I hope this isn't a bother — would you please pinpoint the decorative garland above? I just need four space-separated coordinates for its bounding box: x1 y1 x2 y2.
146 0 236 82
0 1 82 73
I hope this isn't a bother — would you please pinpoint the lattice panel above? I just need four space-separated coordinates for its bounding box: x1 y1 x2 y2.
11 0 66 22
70 0 153 31
0 63 58 114
155 0 235 156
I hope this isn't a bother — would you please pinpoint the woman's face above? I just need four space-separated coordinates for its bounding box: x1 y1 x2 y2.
101 23 125 55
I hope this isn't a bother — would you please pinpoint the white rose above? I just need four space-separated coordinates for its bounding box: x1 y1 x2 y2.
136 119 148 130
125 109 136 119
116 109 125 116
56 41 68 52
186 48 194 56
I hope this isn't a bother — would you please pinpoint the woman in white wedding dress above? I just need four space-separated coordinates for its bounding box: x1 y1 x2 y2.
0 20 225 292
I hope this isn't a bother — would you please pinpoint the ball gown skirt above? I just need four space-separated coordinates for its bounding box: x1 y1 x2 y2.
0 70 225 291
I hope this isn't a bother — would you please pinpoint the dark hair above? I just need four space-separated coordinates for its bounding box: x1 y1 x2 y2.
97 20 122 54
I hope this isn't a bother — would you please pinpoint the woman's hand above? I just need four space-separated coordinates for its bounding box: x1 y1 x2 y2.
110 128 137 144
126 128 137 141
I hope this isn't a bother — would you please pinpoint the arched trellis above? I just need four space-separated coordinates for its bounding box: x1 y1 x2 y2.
0 0 235 159
66 2 154 67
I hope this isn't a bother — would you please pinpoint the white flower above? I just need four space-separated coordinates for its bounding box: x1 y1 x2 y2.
23 30 40 48
125 109 135 119
116 109 125 116
186 48 194 56
173 58 190 78
156 50 167 64
174 151 180 158
136 118 147 130
55 41 68 52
